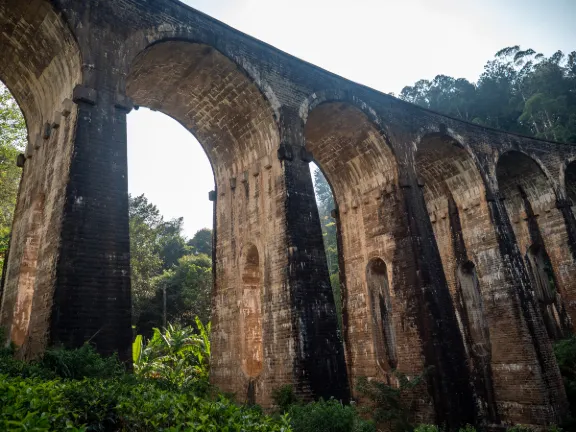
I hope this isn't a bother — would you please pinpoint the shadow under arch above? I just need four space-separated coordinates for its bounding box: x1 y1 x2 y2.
496 150 573 337
415 132 499 424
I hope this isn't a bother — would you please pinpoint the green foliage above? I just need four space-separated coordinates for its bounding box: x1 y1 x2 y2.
39 344 125 380
414 425 441 432
554 336 576 427
134 320 211 394
356 371 427 432
152 254 213 329
0 374 291 432
187 228 213 256
272 385 302 413
288 399 375 432
129 193 214 334
0 324 290 432
313 167 342 330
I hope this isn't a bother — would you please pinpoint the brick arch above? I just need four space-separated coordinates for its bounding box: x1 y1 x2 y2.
0 0 81 138
415 134 506 424
497 150 575 338
416 133 488 209
126 40 280 181
304 101 398 198
121 31 281 122
304 101 428 404
496 151 557 229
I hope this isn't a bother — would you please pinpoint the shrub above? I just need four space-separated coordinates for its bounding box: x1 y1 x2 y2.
356 371 427 432
40 344 125 379
554 336 576 429
288 398 375 432
134 318 211 394
0 320 291 431
272 384 302 413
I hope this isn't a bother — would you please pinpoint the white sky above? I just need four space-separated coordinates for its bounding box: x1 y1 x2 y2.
127 0 576 237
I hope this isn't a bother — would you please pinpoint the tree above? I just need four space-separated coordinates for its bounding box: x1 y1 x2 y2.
138 254 213 337
129 194 164 325
313 166 341 329
129 194 214 335
0 83 26 279
188 228 213 256
399 46 576 143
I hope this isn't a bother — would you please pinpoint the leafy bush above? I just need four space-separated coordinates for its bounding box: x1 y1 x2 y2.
272 385 302 413
356 371 427 432
288 398 374 432
0 320 291 431
0 374 291 431
133 318 211 394
39 344 125 379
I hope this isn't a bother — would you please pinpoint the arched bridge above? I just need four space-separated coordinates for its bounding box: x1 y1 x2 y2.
2 0 576 428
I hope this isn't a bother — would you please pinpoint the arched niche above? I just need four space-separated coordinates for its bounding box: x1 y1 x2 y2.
456 261 490 359
366 258 397 371
525 244 562 340
11 194 45 346
240 244 263 378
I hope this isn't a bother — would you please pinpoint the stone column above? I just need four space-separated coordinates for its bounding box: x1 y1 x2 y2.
49 83 133 363
279 106 349 402
399 169 476 429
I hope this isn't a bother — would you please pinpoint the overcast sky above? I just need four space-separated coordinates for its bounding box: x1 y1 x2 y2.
127 0 576 237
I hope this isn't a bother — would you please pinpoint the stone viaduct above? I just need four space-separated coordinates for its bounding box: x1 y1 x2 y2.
2 0 576 429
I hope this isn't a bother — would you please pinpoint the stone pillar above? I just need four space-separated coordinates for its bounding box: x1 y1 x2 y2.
279 107 349 402
48 83 133 363
400 169 476 429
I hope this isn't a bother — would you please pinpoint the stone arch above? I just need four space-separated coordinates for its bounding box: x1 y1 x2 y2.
304 100 424 394
126 40 280 180
122 31 281 122
126 40 284 402
366 257 397 372
0 0 82 356
0 0 81 141
496 150 574 334
239 243 263 379
415 133 503 422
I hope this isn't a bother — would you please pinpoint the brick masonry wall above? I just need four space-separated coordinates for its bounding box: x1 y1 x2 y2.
1 0 575 427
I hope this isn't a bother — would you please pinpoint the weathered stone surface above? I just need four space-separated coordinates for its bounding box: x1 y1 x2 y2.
1 0 575 428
